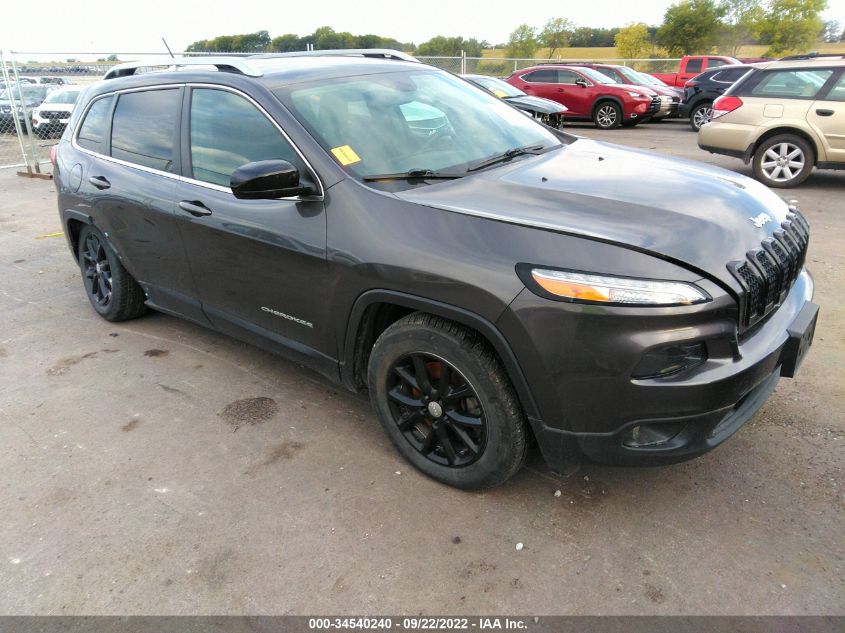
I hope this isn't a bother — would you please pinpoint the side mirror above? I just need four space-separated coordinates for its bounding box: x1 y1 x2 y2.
230 160 313 200
575 79 588 88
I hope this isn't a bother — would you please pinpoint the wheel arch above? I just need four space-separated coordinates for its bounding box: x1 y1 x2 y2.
748 126 821 165
591 96 624 118
62 209 93 262
340 290 542 423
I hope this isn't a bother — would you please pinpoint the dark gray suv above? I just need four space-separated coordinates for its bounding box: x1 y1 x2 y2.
53 53 818 489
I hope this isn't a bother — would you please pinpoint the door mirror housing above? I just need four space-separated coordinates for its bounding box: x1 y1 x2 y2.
230 160 313 199
575 79 588 88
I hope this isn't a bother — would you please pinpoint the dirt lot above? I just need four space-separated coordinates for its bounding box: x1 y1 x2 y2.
0 120 842 615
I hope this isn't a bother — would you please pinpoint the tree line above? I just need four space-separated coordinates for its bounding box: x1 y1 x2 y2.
186 0 840 59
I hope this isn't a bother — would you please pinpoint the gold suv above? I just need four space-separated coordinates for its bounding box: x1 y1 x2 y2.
698 55 844 187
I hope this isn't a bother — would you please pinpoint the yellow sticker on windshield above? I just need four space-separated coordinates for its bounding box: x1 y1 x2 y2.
493 89 507 98
331 145 361 166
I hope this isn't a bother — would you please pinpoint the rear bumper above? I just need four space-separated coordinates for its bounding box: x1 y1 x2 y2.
499 270 815 472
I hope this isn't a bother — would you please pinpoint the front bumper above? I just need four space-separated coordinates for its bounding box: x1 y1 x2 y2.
498 270 815 472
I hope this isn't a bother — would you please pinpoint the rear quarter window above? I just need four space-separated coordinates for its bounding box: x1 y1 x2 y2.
76 95 114 153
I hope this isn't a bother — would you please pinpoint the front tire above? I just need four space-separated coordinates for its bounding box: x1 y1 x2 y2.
77 225 147 321
689 102 712 131
368 313 528 490
593 102 622 129
752 134 814 188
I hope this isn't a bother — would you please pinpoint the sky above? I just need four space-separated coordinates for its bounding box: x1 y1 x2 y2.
2 0 844 55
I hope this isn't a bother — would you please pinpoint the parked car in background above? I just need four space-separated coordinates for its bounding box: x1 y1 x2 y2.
699 57 845 187
681 65 753 131
0 84 55 134
31 86 82 138
651 55 741 87
568 63 681 121
463 74 567 128
507 65 660 128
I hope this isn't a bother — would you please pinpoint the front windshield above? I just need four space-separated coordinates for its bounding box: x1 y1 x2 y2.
575 67 615 85
45 89 80 104
275 69 560 180
616 66 645 84
635 71 666 87
471 76 526 98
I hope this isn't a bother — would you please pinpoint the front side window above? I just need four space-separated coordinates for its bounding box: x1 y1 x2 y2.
824 72 845 101
77 95 114 152
189 88 300 187
749 69 834 99
276 69 560 182
110 89 179 172
558 70 585 84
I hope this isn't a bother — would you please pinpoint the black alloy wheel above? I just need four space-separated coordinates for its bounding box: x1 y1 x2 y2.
81 231 113 307
386 352 487 467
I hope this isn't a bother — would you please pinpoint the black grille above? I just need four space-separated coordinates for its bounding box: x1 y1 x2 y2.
728 211 809 328
40 110 69 119
647 96 660 113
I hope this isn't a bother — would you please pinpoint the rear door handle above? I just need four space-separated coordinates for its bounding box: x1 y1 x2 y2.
178 200 212 217
88 176 110 190
816 108 834 117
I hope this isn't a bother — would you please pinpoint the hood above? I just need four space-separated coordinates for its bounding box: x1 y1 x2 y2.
505 95 567 114
395 139 792 291
644 85 682 98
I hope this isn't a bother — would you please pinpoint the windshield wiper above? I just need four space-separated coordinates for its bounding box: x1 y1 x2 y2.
467 144 547 172
363 168 464 182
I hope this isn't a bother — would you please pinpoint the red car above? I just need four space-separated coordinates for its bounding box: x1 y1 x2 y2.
506 65 661 129
650 55 740 87
567 63 683 121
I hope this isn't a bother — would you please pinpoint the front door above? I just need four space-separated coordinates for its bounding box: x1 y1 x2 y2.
174 86 332 371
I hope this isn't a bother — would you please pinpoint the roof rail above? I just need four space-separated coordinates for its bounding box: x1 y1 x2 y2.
778 52 845 61
253 49 419 63
103 57 263 80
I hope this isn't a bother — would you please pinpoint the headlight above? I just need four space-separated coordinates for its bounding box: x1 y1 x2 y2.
626 91 647 98
525 268 710 306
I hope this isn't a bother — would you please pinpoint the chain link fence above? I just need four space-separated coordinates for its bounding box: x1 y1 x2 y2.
0 50 681 175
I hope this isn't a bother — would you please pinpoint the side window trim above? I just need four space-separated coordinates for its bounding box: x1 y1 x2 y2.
181 84 324 199
71 82 324 200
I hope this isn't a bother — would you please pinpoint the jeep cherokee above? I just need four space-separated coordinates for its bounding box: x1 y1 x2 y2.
53 53 818 489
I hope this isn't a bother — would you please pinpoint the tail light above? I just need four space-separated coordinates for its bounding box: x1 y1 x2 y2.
50 145 57 165
712 95 743 119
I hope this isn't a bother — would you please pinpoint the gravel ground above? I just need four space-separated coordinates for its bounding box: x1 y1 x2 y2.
0 120 842 615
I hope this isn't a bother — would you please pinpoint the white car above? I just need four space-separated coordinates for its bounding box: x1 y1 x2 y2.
31 86 82 138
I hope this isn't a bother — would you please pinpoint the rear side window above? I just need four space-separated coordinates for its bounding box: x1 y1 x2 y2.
749 69 833 99
189 88 301 187
522 70 557 83
110 89 179 172
685 58 703 74
76 95 113 152
712 68 747 83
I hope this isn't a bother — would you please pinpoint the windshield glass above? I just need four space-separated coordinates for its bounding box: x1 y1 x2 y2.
275 69 560 180
470 76 526 98
635 71 666 87
45 89 80 104
616 67 645 84
576 67 615 85
0 85 49 101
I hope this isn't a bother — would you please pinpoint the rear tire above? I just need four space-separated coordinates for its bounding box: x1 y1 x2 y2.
752 134 814 188
368 312 528 490
593 102 622 129
689 102 712 131
77 225 147 322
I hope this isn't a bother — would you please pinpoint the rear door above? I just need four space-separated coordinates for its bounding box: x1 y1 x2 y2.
78 86 203 322
174 86 331 367
808 69 845 164
518 69 560 103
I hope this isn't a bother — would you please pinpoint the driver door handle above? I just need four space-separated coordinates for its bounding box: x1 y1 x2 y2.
178 200 212 217
88 176 110 190
816 109 834 117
